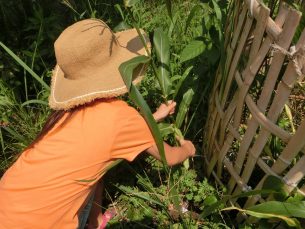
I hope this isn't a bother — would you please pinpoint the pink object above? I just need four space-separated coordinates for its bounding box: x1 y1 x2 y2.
99 209 116 229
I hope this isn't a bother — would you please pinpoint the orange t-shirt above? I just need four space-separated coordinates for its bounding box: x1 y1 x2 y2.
0 100 155 229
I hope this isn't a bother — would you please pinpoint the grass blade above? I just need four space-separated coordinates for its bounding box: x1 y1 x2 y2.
117 185 165 207
3 126 27 143
123 0 140 8
21 100 48 107
0 42 50 90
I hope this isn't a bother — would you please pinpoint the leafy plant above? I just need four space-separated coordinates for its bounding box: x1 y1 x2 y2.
117 0 227 226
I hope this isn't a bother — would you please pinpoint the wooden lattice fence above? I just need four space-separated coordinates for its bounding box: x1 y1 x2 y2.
204 0 305 209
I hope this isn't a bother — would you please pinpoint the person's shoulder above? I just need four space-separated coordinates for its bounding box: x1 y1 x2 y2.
113 100 141 117
89 99 138 115
87 98 122 110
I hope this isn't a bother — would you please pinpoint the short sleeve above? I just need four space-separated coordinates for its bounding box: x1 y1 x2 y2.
111 106 155 161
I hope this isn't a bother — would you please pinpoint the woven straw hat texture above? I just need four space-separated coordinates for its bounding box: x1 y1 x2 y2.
49 19 149 110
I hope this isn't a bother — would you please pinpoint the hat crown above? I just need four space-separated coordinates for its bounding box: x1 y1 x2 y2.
54 19 118 80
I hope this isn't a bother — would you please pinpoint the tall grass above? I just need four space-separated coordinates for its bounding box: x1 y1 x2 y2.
0 79 50 175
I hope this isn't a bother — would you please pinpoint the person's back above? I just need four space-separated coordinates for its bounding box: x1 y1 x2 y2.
0 99 156 228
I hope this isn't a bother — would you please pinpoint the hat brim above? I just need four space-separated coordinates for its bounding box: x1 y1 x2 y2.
49 28 149 110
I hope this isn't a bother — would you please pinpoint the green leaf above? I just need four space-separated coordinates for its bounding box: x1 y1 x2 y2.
212 0 222 22
247 201 305 219
135 173 170 214
165 0 172 19
158 123 174 138
117 185 165 207
284 104 296 133
185 4 202 32
21 100 48 107
0 42 50 90
3 126 27 143
168 11 179 38
204 195 218 206
286 193 305 203
119 56 168 169
173 66 193 99
223 206 301 228
262 175 289 201
113 21 132 32
119 55 150 90
153 28 169 63
200 189 276 218
176 89 194 128
119 56 183 213
114 4 125 19
123 0 140 8
173 127 183 139
180 40 205 63
153 28 172 97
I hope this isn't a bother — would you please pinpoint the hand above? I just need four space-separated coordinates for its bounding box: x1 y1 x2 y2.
153 100 176 122
179 139 196 157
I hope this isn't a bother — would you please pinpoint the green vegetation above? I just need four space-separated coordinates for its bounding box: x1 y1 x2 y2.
1 0 305 228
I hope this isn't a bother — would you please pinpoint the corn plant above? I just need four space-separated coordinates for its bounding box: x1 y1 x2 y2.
118 0 226 225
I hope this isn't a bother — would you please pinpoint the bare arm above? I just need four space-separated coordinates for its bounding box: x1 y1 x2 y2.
146 140 195 166
152 100 176 122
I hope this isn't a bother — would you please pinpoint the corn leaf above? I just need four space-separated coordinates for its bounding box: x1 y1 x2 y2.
212 0 222 22
180 40 206 63
176 89 194 128
153 28 172 97
158 123 174 138
0 42 50 90
185 4 202 32
247 201 305 219
119 55 168 169
168 11 179 38
173 66 193 99
165 0 172 19
200 189 276 218
223 206 301 228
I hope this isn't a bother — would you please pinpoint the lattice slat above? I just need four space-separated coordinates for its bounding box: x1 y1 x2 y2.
204 0 305 211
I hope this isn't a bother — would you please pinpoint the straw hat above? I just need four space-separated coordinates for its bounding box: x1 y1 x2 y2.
49 19 150 110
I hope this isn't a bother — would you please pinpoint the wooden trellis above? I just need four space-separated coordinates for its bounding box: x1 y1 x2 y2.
204 0 305 209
